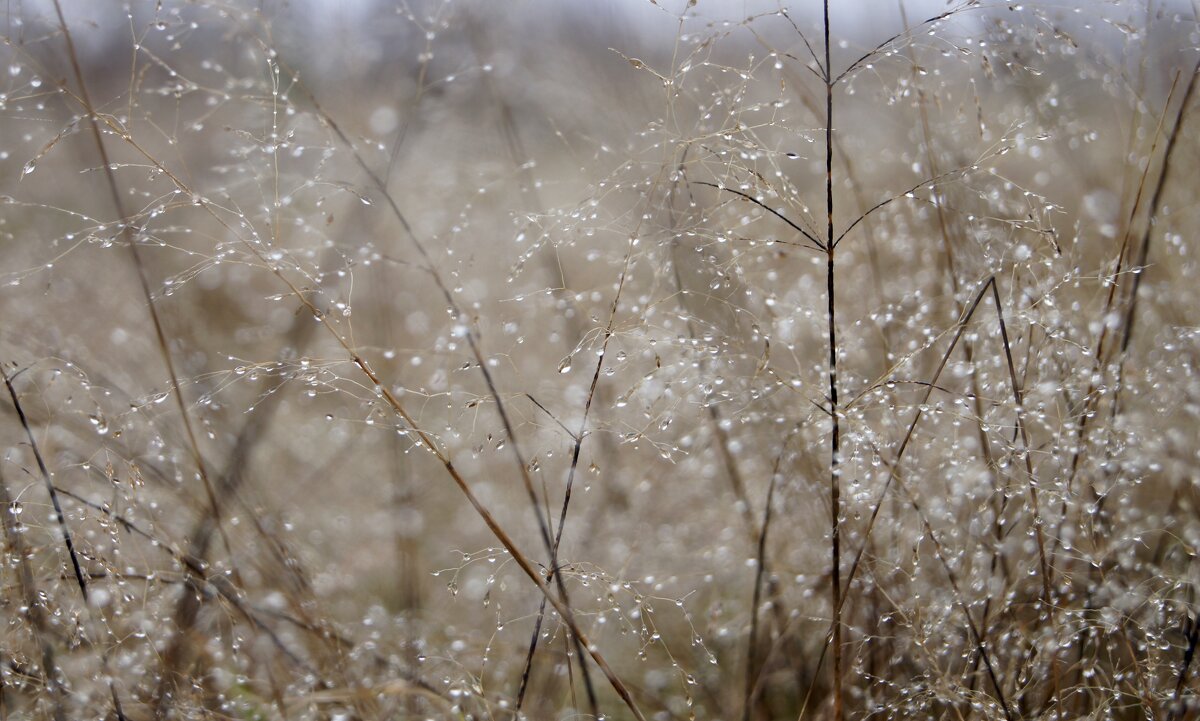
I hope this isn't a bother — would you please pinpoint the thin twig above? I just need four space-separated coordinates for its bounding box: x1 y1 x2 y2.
742 432 793 721
821 5 844 718
2 368 89 602
693 181 825 251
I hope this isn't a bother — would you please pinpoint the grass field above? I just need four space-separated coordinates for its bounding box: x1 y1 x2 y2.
1 1 1198 719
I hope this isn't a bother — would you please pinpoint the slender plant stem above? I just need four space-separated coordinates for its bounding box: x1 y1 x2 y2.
3 369 88 602
743 434 793 721
821 4 843 720
0 462 67 721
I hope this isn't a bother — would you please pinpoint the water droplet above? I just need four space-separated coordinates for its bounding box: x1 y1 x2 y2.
88 413 109 435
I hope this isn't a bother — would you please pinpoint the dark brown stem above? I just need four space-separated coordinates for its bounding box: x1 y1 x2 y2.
822 5 843 719
1168 612 1199 721
2 369 89 603
743 436 791 721
800 278 1017 721
0 462 67 721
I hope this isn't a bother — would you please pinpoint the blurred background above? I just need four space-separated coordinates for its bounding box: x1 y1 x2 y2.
2 1 1199 719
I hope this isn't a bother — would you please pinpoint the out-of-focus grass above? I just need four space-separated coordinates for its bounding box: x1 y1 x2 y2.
1 2 1198 719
